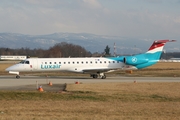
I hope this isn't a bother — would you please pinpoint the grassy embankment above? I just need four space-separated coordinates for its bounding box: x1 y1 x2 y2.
0 82 180 119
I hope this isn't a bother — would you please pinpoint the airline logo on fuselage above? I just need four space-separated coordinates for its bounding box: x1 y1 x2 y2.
41 64 61 69
132 57 137 63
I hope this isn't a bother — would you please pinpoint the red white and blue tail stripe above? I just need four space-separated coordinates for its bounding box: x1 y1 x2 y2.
147 40 176 53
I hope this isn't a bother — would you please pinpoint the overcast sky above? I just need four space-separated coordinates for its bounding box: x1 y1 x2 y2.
0 0 180 40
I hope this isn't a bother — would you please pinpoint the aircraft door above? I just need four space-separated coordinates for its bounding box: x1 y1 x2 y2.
22 60 31 71
30 59 38 71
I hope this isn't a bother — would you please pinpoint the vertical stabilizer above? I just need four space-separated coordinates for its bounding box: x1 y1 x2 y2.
146 40 176 61
147 40 176 53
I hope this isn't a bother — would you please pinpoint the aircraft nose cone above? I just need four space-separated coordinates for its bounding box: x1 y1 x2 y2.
5 67 12 71
5 65 17 71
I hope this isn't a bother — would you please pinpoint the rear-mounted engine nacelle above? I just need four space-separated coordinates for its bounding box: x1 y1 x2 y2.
123 55 148 66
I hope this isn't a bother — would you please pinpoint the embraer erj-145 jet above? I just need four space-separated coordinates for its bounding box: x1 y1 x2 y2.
6 40 175 79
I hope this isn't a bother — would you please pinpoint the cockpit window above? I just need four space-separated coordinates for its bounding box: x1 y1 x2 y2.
19 60 25 64
19 60 29 64
25 61 29 64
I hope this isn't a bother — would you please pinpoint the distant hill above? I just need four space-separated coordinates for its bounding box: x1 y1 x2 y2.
0 33 177 54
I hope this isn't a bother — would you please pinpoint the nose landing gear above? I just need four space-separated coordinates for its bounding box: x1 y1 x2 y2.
16 75 20 79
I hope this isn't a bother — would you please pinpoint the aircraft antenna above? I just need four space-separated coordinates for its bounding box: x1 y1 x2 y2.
114 42 116 57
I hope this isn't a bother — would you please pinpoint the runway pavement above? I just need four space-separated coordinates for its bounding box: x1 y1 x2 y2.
0 75 179 91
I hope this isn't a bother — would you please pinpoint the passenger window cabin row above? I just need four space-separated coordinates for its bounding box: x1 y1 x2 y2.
20 60 120 65
43 61 120 64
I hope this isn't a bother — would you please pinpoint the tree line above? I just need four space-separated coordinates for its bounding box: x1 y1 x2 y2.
0 42 90 57
0 42 108 58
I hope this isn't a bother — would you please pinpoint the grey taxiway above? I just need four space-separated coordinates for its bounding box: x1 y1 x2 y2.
0 76 179 91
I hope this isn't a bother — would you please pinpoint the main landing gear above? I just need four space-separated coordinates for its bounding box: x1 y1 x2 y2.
90 73 106 79
16 75 20 79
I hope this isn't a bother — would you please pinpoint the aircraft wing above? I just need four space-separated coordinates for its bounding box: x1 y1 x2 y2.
82 65 137 73
82 68 120 73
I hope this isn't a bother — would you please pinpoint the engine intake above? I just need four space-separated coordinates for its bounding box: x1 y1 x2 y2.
123 55 148 66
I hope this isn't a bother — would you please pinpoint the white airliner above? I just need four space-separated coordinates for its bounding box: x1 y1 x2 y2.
6 40 175 79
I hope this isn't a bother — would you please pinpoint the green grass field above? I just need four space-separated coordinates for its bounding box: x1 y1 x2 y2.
0 82 180 119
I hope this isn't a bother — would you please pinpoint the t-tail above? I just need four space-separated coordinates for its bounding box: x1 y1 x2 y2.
122 40 176 69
